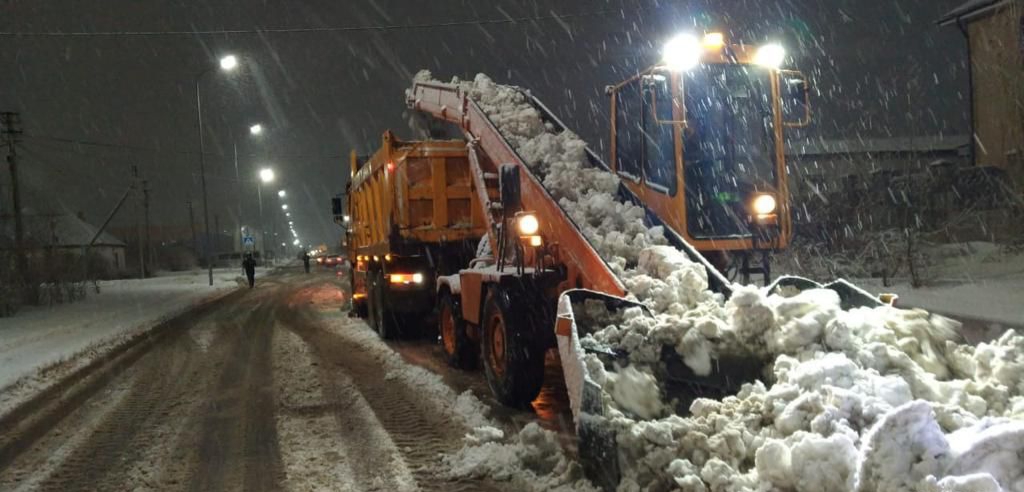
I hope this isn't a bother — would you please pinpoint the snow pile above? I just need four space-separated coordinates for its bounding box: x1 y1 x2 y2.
584 248 1024 491
412 72 1024 491
417 70 665 266
444 422 598 492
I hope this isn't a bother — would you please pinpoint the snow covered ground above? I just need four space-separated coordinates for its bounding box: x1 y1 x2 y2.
860 243 1024 328
415 72 1024 492
0 267 265 413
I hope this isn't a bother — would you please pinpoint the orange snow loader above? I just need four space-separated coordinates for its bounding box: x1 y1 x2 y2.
345 131 495 338
407 33 891 490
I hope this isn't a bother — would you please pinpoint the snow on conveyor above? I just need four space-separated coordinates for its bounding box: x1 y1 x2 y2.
415 71 1024 492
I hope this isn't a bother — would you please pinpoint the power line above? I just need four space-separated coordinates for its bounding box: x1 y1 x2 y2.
23 134 343 161
0 8 629 37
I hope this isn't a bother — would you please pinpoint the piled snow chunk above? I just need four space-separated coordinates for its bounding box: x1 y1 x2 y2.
856 401 953 491
414 71 1024 492
441 72 665 266
605 365 666 420
445 423 598 492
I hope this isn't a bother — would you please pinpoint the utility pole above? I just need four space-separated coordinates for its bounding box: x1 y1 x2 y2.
132 165 144 279
143 180 151 275
233 139 242 242
2 112 28 294
187 200 198 258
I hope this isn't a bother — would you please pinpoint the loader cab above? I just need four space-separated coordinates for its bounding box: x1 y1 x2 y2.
609 34 810 272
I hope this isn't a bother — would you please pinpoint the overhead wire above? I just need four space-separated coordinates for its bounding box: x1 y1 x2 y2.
0 8 632 37
23 134 344 161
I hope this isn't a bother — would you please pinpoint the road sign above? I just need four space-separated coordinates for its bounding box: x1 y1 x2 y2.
242 235 255 247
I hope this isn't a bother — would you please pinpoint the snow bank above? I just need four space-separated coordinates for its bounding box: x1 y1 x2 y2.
414 71 1024 491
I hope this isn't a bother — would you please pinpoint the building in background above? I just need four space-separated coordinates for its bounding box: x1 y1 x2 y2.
1 212 127 278
940 0 1024 189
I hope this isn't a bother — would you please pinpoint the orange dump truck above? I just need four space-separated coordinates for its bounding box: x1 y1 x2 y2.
346 131 495 338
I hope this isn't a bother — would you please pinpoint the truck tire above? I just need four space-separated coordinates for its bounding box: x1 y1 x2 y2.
481 285 545 408
438 290 477 369
373 272 398 340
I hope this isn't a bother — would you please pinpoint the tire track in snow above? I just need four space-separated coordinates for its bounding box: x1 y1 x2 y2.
272 324 363 491
279 287 510 492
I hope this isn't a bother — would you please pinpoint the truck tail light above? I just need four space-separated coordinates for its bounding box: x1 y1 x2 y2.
389 273 424 284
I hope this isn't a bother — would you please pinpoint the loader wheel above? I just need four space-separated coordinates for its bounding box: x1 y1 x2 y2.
481 285 545 408
372 272 398 340
439 290 477 369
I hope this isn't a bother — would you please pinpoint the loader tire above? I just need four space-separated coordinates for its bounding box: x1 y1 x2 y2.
481 285 545 408
438 290 477 369
372 272 398 340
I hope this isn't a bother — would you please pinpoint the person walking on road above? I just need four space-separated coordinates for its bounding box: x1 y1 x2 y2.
302 251 311 273
243 252 257 288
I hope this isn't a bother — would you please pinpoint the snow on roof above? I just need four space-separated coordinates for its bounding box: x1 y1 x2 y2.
937 0 1009 25
0 214 126 249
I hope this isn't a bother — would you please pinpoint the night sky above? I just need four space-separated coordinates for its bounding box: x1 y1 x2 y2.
0 0 968 248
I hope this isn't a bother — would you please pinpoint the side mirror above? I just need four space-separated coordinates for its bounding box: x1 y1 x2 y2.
780 70 811 127
499 163 521 213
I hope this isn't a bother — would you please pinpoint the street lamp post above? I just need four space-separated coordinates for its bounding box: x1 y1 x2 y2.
235 122 265 247
258 167 275 264
194 54 238 286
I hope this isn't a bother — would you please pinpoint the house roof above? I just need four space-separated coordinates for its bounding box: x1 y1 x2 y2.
0 214 126 249
937 0 1010 25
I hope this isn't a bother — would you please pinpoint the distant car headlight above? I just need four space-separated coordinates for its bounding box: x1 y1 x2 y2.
752 194 777 215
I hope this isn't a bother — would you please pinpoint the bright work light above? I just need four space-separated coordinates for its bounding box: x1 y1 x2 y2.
516 213 540 235
754 44 786 69
752 194 777 215
663 34 702 71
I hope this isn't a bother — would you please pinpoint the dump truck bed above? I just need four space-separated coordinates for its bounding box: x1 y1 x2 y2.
347 131 491 257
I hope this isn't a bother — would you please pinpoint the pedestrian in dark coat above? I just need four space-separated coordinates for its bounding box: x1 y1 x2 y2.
302 251 311 273
243 253 257 288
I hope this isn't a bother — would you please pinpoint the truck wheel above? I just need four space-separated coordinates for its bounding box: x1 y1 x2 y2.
439 290 477 369
481 285 545 408
373 272 398 339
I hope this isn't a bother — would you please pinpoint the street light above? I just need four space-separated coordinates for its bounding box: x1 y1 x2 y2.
262 169 278 184
220 55 238 70
277 189 286 198
281 204 288 210
195 53 240 286
232 122 264 242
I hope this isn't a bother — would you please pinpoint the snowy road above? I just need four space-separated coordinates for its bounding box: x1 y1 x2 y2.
0 268 515 492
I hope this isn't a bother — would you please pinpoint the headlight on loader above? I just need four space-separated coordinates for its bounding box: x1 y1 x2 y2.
516 213 540 235
752 194 777 215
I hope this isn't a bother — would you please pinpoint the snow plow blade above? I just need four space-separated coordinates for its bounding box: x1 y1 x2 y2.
766 275 888 310
556 278 887 490
556 289 766 490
